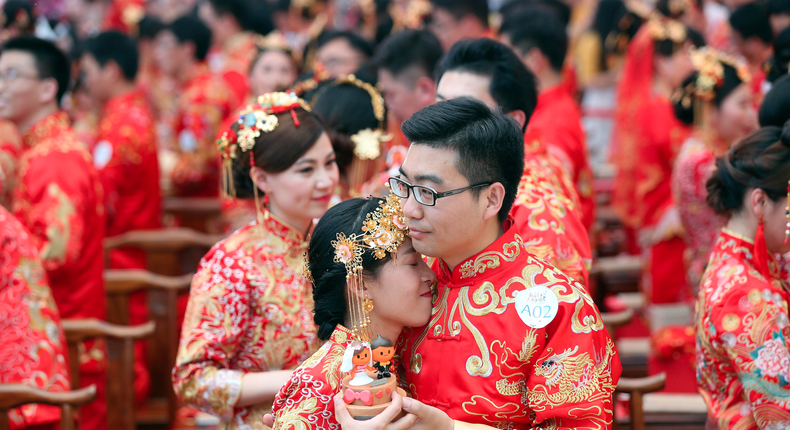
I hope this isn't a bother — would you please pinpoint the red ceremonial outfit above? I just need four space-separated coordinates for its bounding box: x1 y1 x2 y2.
271 325 390 429
1 207 71 430
101 0 144 34
0 118 22 208
529 85 595 231
12 111 107 430
170 62 236 197
172 215 319 429
399 219 621 428
671 136 727 289
696 229 790 428
511 130 591 286
95 89 161 403
612 26 691 304
207 32 258 106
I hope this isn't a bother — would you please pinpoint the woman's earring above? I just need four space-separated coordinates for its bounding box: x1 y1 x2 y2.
363 297 374 314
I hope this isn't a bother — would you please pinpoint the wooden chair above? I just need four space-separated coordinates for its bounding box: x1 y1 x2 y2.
0 384 97 430
162 197 222 234
614 372 667 430
104 269 193 426
590 255 643 312
601 308 635 338
105 228 224 276
61 318 156 430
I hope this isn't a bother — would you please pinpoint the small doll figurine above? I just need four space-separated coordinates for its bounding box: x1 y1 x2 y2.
370 334 394 379
340 341 374 386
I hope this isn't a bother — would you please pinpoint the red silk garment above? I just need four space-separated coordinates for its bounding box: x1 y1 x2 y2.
696 229 790 428
511 130 591 286
207 32 257 109
101 0 144 34
11 111 107 430
0 118 22 208
95 90 161 404
172 215 319 429
1 207 71 430
529 84 595 231
170 62 236 197
399 219 621 428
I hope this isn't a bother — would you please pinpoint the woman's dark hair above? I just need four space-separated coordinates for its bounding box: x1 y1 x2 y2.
766 27 790 84
310 197 393 340
760 74 790 127
654 25 704 57
228 108 324 198
707 122 790 216
674 63 746 125
311 82 381 174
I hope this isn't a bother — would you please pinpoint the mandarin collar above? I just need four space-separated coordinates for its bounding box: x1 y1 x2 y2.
22 110 70 149
718 228 781 280
436 217 520 286
261 211 311 256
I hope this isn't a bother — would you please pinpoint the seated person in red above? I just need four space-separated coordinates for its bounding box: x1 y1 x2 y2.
500 7 596 231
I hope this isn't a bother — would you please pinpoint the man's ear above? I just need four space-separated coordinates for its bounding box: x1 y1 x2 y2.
38 78 59 105
415 75 436 105
482 183 505 222
506 110 527 129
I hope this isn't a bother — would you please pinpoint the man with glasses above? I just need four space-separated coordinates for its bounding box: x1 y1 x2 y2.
348 98 620 428
432 38 591 286
0 36 107 430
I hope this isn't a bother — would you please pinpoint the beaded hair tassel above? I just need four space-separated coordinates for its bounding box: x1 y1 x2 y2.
785 179 790 245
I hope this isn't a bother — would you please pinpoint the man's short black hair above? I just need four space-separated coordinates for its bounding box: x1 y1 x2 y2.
168 15 212 61
436 38 538 127
769 0 790 16
84 31 139 81
730 2 773 44
207 0 274 36
3 36 70 104
137 15 165 41
317 30 374 59
430 0 489 27
500 7 568 72
402 98 525 222
499 0 571 27
374 30 443 82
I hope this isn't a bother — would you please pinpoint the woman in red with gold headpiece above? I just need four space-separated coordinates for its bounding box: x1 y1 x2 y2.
672 47 757 289
172 92 339 429
611 13 699 304
697 124 790 427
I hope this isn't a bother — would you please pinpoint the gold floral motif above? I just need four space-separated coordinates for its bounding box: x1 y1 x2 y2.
40 183 75 264
271 397 320 430
459 236 522 279
321 343 346 390
722 313 740 332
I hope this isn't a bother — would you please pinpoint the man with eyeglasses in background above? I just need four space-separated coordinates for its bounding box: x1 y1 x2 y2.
0 36 107 430
332 98 620 429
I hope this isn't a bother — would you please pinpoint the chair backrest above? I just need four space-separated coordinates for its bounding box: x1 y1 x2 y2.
601 308 635 338
61 319 155 430
589 255 643 311
614 373 667 430
162 197 222 233
103 269 193 421
0 384 97 430
105 228 223 276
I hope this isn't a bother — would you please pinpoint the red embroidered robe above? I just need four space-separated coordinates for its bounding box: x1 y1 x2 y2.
172 216 319 429
207 32 257 107
0 118 22 208
696 229 790 428
0 206 71 430
11 111 107 430
399 220 621 428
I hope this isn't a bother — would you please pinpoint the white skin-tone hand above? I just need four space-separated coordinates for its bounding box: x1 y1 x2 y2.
236 370 294 408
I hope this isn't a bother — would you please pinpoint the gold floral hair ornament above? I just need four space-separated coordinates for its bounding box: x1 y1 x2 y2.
672 47 752 106
255 31 291 52
302 252 315 284
331 194 409 341
646 14 687 44
216 92 312 198
288 62 331 97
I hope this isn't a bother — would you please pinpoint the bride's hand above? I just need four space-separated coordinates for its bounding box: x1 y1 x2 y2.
334 391 418 430
399 397 454 430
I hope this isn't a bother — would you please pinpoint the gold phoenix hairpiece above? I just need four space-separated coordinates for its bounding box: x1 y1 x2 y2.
255 31 291 53
328 194 409 341
646 14 686 44
672 47 752 108
217 92 311 198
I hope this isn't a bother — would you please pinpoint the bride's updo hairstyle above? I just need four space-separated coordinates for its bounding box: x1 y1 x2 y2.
707 122 790 216
308 197 393 341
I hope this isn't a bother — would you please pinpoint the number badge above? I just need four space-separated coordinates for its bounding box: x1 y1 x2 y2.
515 286 559 329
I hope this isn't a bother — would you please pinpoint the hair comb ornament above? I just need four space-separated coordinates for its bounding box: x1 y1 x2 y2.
688 47 751 102
646 14 687 44
331 194 408 341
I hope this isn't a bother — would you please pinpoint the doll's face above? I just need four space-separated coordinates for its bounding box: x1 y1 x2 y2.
372 346 395 362
352 349 370 365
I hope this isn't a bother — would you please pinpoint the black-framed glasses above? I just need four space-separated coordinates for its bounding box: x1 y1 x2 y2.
0 69 39 84
388 177 492 207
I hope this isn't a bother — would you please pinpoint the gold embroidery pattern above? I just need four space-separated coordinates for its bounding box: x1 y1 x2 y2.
40 183 75 265
459 235 523 279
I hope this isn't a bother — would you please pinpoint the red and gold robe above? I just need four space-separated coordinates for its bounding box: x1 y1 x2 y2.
207 32 257 106
95 89 161 404
169 62 236 197
0 118 22 208
399 220 620 428
671 136 727 289
12 111 107 430
101 0 145 34
528 85 595 231
270 326 379 429
0 206 71 430
172 215 320 429
511 131 591 286
696 229 790 428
